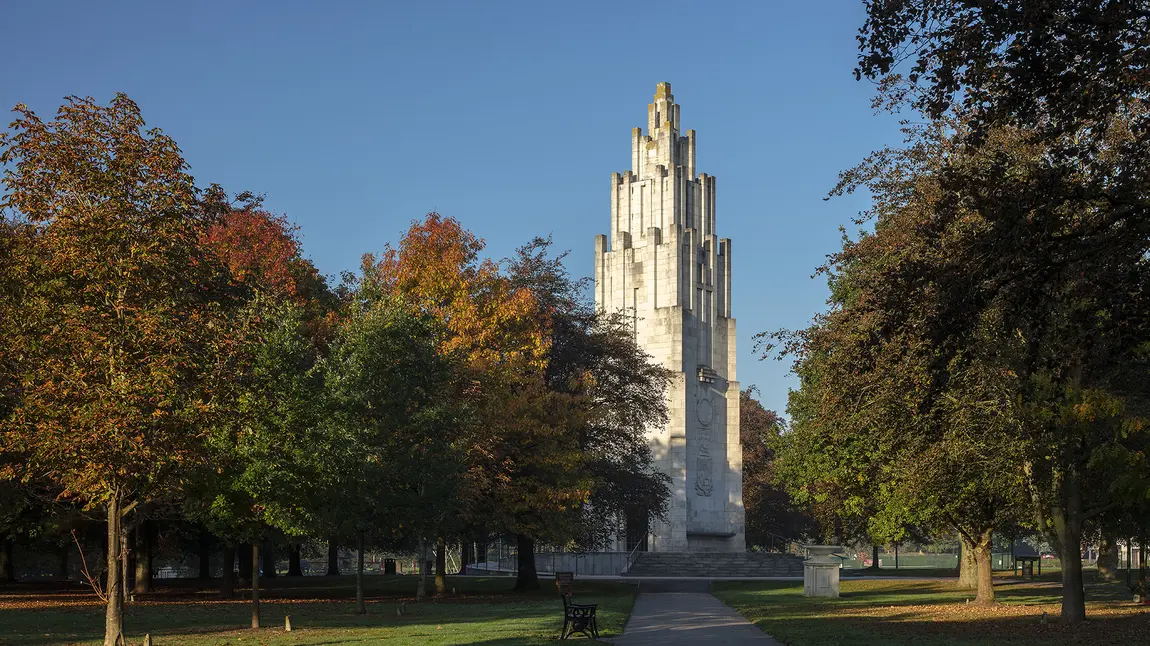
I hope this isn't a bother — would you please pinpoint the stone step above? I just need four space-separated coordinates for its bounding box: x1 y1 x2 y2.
625 551 805 577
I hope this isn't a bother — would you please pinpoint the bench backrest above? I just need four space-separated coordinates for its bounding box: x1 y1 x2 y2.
555 571 574 597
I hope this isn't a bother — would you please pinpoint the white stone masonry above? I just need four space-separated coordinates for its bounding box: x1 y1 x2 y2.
594 83 744 553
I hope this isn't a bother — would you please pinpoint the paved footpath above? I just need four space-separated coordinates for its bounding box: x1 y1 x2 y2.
611 592 783 645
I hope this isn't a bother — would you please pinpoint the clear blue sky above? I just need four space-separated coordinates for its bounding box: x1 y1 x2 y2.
2 1 901 417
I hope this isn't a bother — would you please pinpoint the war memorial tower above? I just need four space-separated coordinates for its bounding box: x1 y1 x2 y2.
594 83 744 553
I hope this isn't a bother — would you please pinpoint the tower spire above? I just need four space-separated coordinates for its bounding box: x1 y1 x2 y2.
632 82 691 181
647 82 680 134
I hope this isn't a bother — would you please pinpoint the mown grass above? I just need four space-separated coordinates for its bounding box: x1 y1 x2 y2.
712 577 1147 646
0 576 634 645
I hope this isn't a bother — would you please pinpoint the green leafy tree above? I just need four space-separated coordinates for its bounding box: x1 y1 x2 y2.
197 298 334 624
186 195 340 619
739 388 815 550
857 0 1149 151
766 118 1041 604
822 114 1147 615
324 287 460 603
855 5 1150 619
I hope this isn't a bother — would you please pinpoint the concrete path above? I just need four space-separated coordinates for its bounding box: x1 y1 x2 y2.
611 592 782 645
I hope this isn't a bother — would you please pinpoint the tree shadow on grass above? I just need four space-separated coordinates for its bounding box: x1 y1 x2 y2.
1 603 563 646
0 581 632 646
714 578 1119 608
753 606 1150 646
713 580 1148 646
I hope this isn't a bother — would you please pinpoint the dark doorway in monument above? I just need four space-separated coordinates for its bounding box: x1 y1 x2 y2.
625 509 649 552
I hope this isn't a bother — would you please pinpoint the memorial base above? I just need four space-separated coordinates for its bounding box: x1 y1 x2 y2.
802 545 842 598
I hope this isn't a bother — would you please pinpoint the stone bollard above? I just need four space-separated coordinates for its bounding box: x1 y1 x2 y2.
143 635 152 646
285 615 292 632
802 545 843 598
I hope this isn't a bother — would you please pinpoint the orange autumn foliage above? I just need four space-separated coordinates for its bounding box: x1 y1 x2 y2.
363 212 548 374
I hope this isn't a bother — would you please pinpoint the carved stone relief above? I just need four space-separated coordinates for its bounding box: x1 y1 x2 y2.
694 387 714 497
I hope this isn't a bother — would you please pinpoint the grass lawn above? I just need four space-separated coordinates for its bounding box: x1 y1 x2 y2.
0 575 634 645
712 575 1149 646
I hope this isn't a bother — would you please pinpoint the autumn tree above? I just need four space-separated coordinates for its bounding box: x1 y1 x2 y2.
366 212 544 369
0 220 24 581
495 237 672 590
363 212 544 595
0 94 238 645
201 202 335 335
0 219 17 421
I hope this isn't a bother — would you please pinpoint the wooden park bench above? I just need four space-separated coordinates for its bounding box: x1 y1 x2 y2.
555 571 599 640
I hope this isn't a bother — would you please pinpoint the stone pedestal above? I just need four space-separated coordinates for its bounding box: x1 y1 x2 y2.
802 545 842 598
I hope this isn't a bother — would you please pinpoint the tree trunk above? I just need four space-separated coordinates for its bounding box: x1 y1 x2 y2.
958 536 978 590
435 534 447 594
237 542 253 584
250 543 260 629
198 531 212 580
460 543 470 570
126 527 136 593
870 544 880 569
104 498 124 646
288 543 303 577
1053 496 1086 621
1059 537 1085 621
59 543 70 582
1097 535 1119 581
261 541 276 579
133 520 152 594
1139 537 1146 588
220 544 236 599
1 536 15 582
513 534 539 591
416 536 428 600
100 527 109 590
972 529 996 604
120 526 129 606
356 531 366 614
326 538 340 576
1128 536 1134 588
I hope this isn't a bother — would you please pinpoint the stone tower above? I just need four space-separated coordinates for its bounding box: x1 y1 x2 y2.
594 83 744 553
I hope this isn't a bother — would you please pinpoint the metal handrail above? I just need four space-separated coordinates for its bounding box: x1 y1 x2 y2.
755 531 804 555
623 536 648 574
